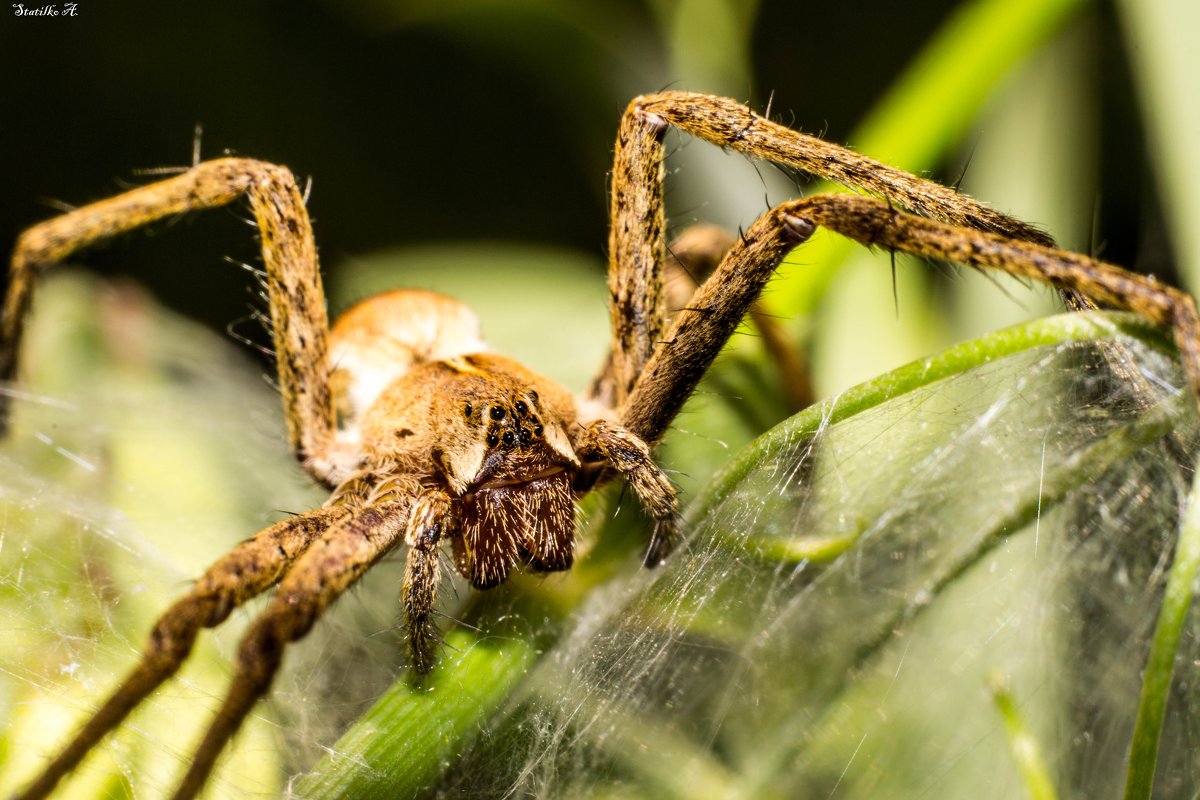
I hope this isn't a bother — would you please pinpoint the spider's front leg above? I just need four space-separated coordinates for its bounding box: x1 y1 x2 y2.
402 489 455 674
13 507 349 800
594 92 840 440
594 91 1065 443
660 225 812 410
577 419 680 564
595 91 1200 445
172 492 422 800
788 193 1200 403
620 208 817 443
1 158 339 480
619 195 1200 438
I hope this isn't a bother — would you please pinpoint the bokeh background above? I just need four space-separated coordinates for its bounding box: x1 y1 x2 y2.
3 0 1196 395
3 1 1200 798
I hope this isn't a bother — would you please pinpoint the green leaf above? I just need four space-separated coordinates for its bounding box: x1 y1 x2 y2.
297 312 1195 797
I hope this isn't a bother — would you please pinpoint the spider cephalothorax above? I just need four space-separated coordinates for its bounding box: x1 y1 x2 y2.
324 289 662 666
328 289 608 591
352 332 587 588
6 91 1200 800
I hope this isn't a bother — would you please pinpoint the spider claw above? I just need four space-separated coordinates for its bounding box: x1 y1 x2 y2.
643 516 678 567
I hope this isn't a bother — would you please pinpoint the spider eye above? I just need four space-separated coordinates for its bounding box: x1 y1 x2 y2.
464 402 473 417
533 423 544 436
518 427 532 445
501 430 515 447
514 400 528 416
529 390 539 403
490 406 505 421
486 432 499 447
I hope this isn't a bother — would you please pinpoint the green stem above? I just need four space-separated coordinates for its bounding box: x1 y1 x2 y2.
990 672 1060 800
693 311 1170 525
1123 469 1200 799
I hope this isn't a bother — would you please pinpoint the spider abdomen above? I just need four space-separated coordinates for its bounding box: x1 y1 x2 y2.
329 288 487 427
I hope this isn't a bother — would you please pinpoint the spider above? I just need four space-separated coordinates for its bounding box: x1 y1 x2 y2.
5 91 1200 800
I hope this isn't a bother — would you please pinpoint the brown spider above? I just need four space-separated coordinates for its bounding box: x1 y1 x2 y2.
5 91 1200 800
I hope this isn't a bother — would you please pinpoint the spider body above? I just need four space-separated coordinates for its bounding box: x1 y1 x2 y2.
330 290 588 588
6 92 1200 800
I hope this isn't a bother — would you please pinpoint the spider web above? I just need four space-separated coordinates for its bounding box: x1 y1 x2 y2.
2 273 1198 799
0 272 343 797
383 327 1197 799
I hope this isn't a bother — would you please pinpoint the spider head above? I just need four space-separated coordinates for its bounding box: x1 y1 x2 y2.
361 352 582 586
420 353 581 586
425 354 580 497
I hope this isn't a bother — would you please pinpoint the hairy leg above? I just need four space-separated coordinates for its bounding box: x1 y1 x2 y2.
665 224 813 412
171 503 411 800
401 489 454 674
621 212 816 444
789 193 1200 402
2 159 336 480
579 420 679 565
14 507 348 800
592 224 812 412
599 91 1056 408
623 189 1200 449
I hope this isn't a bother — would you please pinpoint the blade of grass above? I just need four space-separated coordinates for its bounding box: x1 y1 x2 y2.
693 310 1171 519
1116 0 1200 293
1123 466 1200 799
989 672 1060 800
292 631 533 800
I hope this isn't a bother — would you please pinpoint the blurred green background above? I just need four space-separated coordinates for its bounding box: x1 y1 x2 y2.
3 1 1200 798
2 0 1195 385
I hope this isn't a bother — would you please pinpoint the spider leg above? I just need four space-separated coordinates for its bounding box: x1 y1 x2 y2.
171 502 412 800
14 507 347 800
620 210 816 444
578 419 679 564
590 226 733 409
601 91 1200 442
663 225 812 411
622 189 1200 443
630 92 1055 244
597 91 1056 411
785 193 1200 404
2 158 337 481
401 489 454 674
